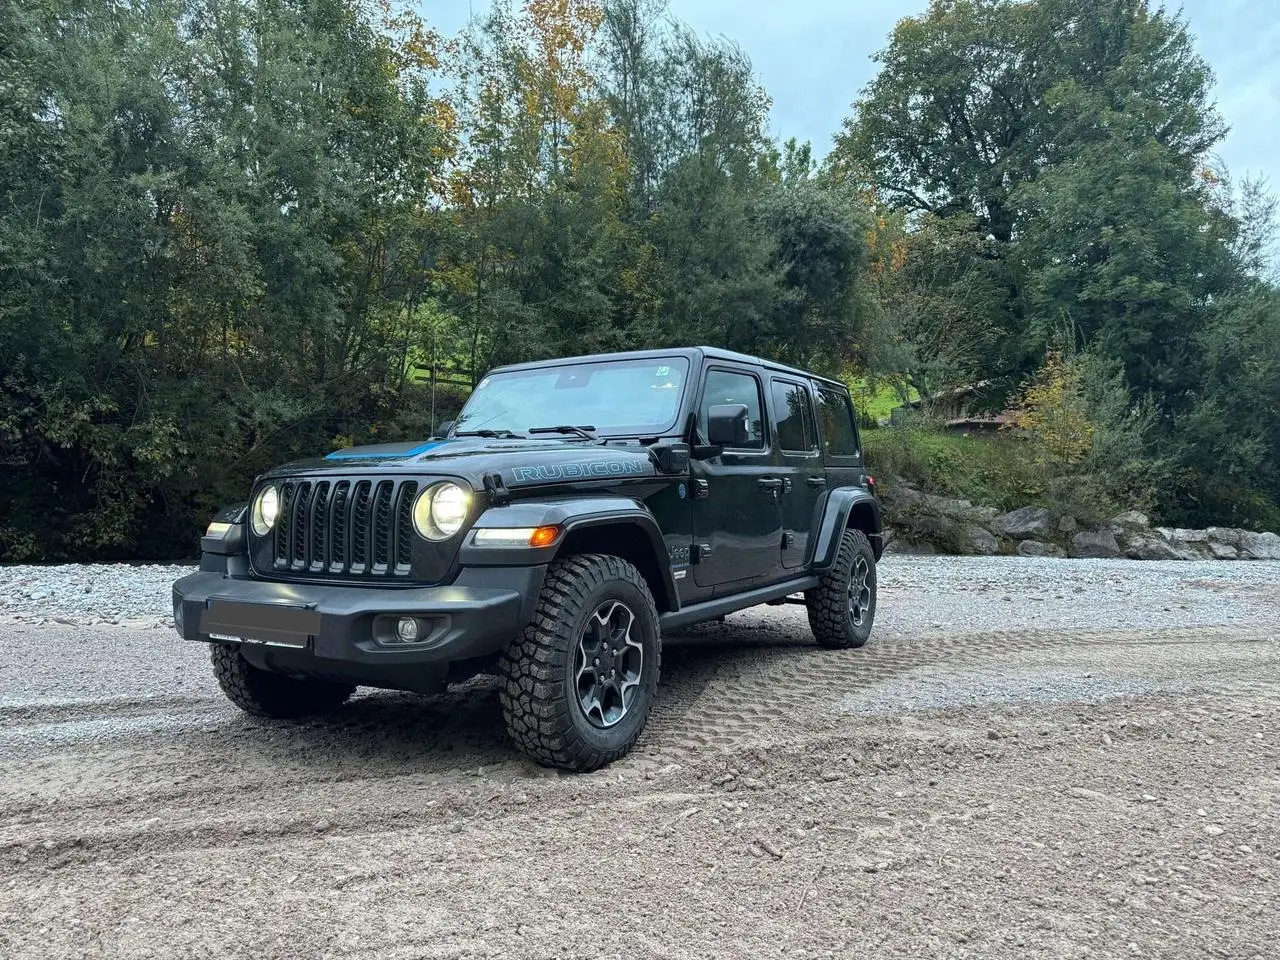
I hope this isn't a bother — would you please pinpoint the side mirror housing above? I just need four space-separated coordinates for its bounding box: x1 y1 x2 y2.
706 403 750 447
435 419 455 438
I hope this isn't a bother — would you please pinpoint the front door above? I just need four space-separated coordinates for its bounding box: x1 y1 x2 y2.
768 377 824 568
690 366 783 590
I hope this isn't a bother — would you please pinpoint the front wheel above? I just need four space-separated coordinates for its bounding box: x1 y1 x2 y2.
210 643 354 719
805 528 877 649
499 554 661 771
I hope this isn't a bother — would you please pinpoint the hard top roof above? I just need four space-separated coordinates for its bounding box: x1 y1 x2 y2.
489 346 849 391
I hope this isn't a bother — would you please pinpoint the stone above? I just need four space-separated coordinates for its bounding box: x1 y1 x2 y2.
994 506 1053 539
1240 531 1280 561
1155 527 1210 543
963 524 1000 556
923 494 999 524
1071 529 1123 559
884 538 936 556
1017 540 1065 558
1209 542 1238 561
1057 515 1078 534
1121 533 1186 561
1112 510 1152 527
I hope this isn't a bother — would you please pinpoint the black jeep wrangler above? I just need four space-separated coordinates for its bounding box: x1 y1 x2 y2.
174 347 882 770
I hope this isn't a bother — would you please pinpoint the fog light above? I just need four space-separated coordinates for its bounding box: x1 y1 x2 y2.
396 617 420 643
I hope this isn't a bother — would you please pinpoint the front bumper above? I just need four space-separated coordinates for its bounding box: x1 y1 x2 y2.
173 566 546 671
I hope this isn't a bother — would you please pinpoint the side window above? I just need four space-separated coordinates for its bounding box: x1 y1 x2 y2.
699 369 766 450
815 387 860 457
770 379 818 454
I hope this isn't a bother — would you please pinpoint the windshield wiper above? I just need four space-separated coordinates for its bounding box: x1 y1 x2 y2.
528 424 599 441
453 429 526 439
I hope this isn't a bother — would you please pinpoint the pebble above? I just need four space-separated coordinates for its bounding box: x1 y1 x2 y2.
1203 825 1225 837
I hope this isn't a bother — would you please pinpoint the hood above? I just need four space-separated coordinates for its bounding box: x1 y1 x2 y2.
265 436 659 488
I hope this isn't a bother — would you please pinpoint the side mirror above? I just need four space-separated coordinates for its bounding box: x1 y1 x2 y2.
435 420 455 438
707 404 750 447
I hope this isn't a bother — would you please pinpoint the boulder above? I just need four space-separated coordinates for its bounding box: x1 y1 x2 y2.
922 494 1000 524
1017 540 1066 558
1155 527 1210 544
1057 515 1078 534
1209 542 1238 560
963 524 1000 556
1112 510 1152 528
994 506 1053 540
1071 529 1123 559
884 538 937 556
1121 533 1187 561
1240 531 1280 560
1208 528 1280 560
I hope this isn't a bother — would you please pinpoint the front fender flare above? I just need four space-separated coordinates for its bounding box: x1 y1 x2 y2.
811 488 883 569
459 496 678 612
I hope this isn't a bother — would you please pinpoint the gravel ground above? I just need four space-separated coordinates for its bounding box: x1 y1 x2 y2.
1 556 1278 959
3 555 1277 631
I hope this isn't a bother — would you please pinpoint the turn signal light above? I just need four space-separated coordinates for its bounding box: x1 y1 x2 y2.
529 525 560 547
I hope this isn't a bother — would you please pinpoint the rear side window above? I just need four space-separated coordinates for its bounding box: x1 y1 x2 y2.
770 379 818 454
815 387 860 458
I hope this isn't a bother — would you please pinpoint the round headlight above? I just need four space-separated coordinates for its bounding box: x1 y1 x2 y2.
413 482 471 540
251 485 280 537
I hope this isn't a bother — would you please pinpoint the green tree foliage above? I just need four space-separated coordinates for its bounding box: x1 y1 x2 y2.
2 0 1277 560
0 0 454 558
833 0 1278 522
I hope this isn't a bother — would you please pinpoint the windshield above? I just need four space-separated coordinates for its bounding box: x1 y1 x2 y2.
454 357 691 438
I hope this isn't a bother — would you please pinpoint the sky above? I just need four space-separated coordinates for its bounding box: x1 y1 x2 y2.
425 0 1280 189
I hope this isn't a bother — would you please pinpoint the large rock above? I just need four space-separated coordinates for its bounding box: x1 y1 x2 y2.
994 506 1053 539
1057 515 1078 534
1071 529 1123 559
1017 540 1066 558
922 494 999 524
1209 542 1238 560
1112 510 1152 528
963 524 1000 556
1208 528 1280 560
1241 531 1280 560
1121 533 1188 561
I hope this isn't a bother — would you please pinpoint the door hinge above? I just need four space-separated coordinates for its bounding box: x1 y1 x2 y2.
693 479 710 499
782 531 794 549
782 477 793 494
692 543 712 564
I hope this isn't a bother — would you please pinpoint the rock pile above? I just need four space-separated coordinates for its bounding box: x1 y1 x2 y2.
879 483 1280 560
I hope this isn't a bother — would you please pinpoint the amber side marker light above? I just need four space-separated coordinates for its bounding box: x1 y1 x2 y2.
473 525 562 547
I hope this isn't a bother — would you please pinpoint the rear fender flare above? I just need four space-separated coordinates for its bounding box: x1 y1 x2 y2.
811 488 883 569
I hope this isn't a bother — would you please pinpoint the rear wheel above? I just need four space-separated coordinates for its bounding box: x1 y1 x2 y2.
210 643 354 719
499 554 661 771
805 528 877 649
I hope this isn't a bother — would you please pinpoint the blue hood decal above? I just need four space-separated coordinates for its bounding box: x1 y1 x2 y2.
325 440 450 461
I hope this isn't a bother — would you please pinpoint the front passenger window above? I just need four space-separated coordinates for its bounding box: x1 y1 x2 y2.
699 370 765 450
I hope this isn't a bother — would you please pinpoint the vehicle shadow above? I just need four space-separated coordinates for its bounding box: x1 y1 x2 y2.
219 623 829 777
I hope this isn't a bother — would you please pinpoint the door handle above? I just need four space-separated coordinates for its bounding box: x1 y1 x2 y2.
757 478 782 500
806 476 827 488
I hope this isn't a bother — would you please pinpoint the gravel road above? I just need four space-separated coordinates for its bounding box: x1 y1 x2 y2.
1 557 1278 959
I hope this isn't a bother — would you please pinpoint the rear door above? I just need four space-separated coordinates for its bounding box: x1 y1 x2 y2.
689 365 783 590
768 377 824 568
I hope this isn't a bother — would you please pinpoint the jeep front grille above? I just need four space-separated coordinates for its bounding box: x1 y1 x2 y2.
269 478 419 578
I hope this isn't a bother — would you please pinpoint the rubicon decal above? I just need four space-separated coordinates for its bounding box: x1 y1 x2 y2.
509 461 650 484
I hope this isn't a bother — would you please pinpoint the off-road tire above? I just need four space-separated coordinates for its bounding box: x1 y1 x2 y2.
210 643 355 719
499 554 661 771
805 528 877 649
